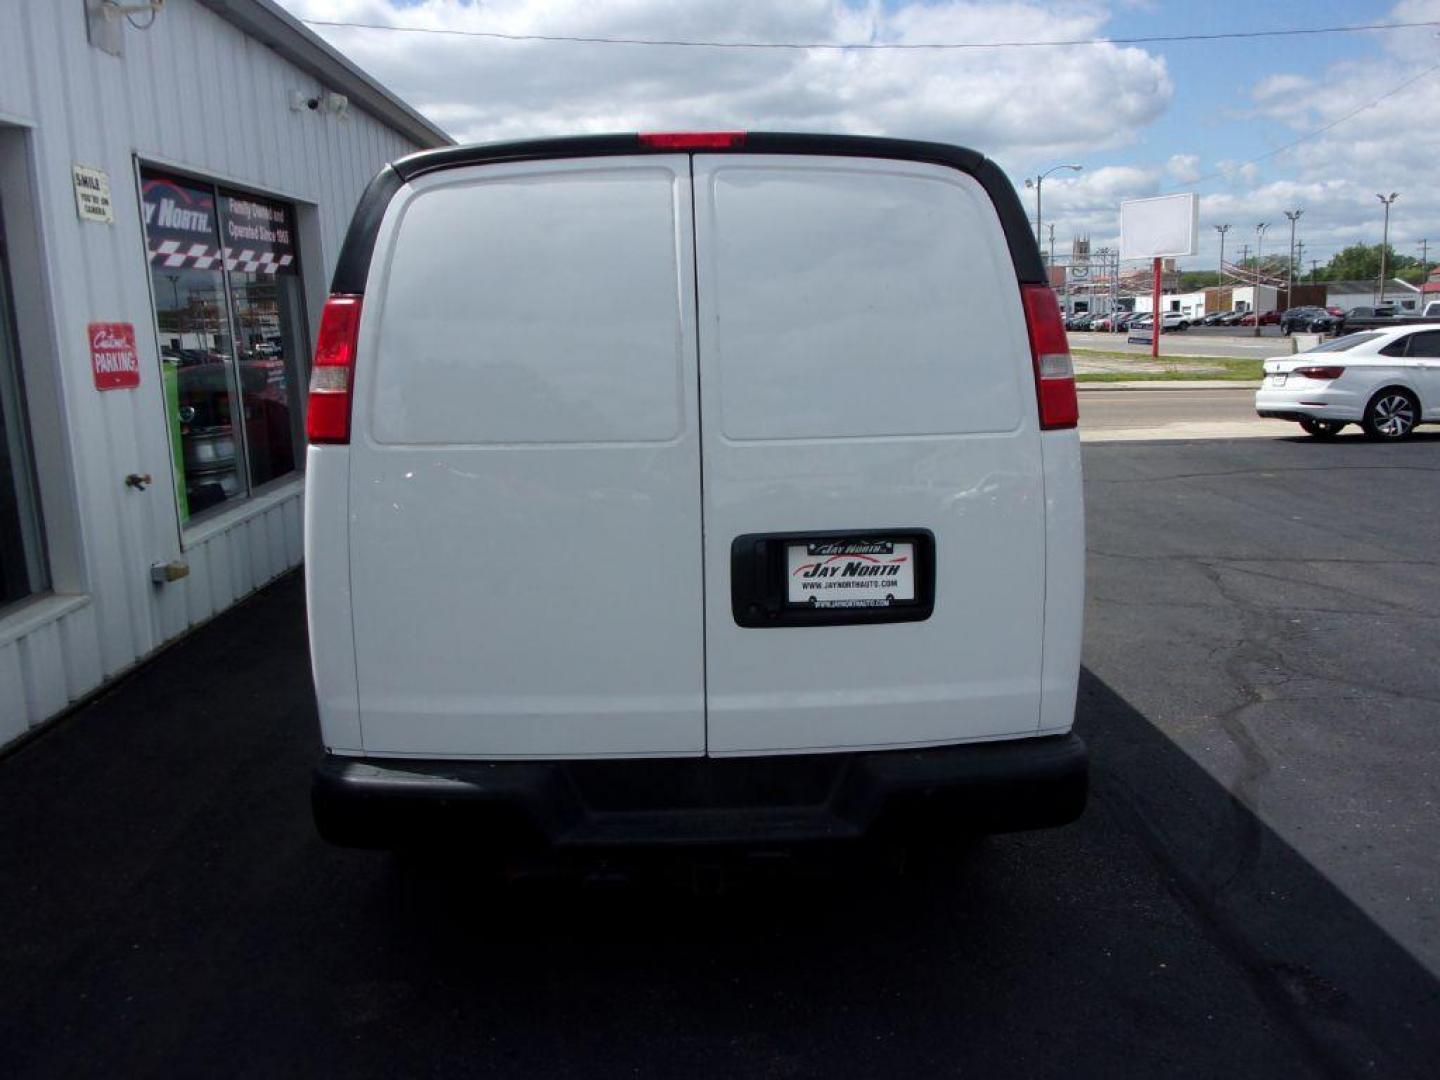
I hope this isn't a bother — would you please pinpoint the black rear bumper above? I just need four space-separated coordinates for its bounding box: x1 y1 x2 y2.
312 734 1087 850
1257 409 1308 422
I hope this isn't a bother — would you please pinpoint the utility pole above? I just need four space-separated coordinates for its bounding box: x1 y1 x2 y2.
1025 163 1082 252
1254 223 1269 336
1047 222 1055 268
1284 209 1303 309
1214 223 1230 288
1376 192 1398 304
1420 239 1429 284
1311 259 1319 284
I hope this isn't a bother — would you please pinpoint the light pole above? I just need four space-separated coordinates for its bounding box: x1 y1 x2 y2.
1284 209 1303 308
1254 223 1269 336
1376 192 1398 304
1025 164 1082 252
1046 222 1055 268
1214 223 1230 289
1420 239 1430 283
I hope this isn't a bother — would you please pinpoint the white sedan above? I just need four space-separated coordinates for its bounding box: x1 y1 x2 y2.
1255 325 1440 440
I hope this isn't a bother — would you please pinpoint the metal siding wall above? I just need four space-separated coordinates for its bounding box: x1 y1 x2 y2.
0 0 426 739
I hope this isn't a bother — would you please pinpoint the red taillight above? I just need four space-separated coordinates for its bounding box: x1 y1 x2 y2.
1021 284 1078 430
638 131 746 149
306 294 362 445
1293 365 1345 380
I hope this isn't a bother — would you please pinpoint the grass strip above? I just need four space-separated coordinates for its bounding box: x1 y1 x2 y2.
1072 350 1263 383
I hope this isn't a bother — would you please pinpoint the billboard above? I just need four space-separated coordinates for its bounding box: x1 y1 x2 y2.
1120 193 1197 260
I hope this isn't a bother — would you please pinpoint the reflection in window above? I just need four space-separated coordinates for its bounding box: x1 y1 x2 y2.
142 171 307 524
230 268 305 487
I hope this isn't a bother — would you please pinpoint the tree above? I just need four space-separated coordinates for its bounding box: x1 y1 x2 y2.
1318 243 1418 282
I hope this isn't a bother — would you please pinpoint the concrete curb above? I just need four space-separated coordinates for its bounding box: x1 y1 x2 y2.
1076 380 1260 391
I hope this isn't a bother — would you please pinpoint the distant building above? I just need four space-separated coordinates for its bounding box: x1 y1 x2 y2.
1130 285 1278 317
1325 280 1422 312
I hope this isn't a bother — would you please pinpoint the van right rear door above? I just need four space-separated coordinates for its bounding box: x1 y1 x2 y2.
692 154 1048 755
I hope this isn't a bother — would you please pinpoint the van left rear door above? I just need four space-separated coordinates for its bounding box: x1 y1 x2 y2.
346 156 707 758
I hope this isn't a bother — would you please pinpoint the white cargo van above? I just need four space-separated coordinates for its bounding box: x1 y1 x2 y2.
304 132 1086 851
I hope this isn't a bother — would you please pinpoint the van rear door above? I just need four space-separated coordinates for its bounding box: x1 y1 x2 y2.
346 156 706 757
692 154 1046 754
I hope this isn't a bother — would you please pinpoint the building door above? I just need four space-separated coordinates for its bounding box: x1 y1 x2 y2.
0 193 49 609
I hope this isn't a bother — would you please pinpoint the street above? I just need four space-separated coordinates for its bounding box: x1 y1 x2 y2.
1079 385 1440 442
1080 385 1290 441
2 437 1437 1078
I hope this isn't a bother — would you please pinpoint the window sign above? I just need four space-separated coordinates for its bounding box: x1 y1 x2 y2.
218 194 296 274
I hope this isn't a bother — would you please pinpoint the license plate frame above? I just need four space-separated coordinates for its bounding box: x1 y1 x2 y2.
730 530 935 629
785 541 917 609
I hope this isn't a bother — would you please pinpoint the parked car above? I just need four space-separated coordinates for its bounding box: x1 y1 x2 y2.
1255 324 1440 440
1066 312 1093 331
1090 314 1115 331
1138 311 1190 331
1280 306 1342 335
1114 311 1141 330
1198 311 1227 326
1240 310 1280 326
1212 309 1246 326
1337 303 1440 334
305 131 1089 855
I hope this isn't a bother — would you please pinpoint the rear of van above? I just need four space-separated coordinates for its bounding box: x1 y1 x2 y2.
305 133 1086 851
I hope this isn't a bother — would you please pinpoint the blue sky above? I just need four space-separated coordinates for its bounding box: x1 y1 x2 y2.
1089 2 1392 180
284 0 1440 270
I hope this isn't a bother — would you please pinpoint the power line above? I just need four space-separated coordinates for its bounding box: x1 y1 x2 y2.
300 17 1440 51
1169 63 1440 191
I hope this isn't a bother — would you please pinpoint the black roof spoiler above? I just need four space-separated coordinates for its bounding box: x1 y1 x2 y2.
330 133 1046 295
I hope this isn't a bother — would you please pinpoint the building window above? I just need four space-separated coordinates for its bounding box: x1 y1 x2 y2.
0 200 49 608
141 169 308 525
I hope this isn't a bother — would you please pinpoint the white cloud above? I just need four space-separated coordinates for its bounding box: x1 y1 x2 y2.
281 0 1172 158
278 0 1440 273
1165 154 1200 184
1185 0 1440 269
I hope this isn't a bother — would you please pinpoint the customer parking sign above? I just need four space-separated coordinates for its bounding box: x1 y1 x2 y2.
89 322 140 390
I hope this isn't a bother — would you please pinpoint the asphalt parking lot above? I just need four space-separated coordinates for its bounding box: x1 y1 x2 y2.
3 437 1438 1078
1069 326 1288 358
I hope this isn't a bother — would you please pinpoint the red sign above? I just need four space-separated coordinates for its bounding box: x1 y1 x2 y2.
89 322 140 390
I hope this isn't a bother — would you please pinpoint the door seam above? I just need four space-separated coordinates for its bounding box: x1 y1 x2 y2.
686 154 711 756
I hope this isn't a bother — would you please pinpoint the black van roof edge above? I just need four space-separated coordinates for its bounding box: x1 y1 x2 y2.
330 133 1045 294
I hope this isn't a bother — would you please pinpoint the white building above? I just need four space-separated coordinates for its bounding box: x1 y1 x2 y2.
1131 289 1210 319
1126 283 1287 321
1325 280 1422 312
0 1 449 746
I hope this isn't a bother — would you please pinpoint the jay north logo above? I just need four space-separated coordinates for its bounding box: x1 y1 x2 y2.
792 541 909 580
806 541 894 556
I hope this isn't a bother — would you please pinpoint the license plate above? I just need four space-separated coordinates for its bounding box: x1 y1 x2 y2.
1271 373 1287 386
786 540 916 608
